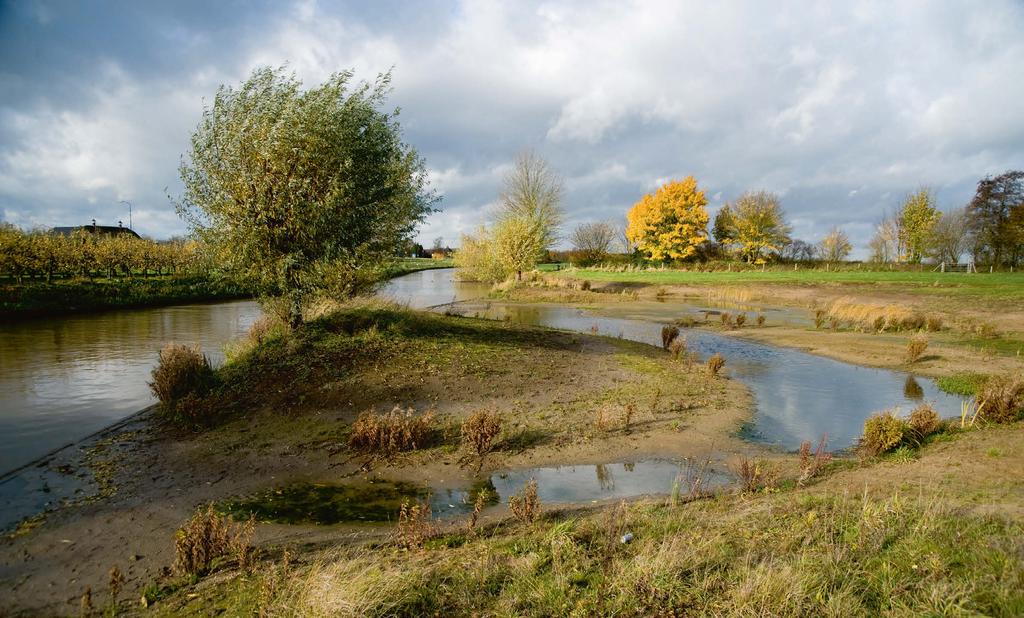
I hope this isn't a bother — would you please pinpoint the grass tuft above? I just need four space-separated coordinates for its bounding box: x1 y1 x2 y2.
905 333 929 363
349 406 437 455
509 478 541 524
706 353 726 378
173 504 255 578
461 409 502 458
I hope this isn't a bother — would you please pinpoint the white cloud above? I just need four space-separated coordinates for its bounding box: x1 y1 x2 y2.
1 0 1023 258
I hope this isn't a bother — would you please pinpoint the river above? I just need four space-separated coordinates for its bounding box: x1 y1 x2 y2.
0 268 965 527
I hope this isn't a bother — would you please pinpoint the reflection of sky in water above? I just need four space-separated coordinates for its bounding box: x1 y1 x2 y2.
492 460 731 504
426 460 731 520
0 300 261 472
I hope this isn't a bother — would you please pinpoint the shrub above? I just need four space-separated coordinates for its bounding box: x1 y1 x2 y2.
661 325 680 350
905 333 928 363
907 404 941 438
706 353 726 378
735 313 746 328
149 343 215 406
509 478 541 523
732 457 778 493
798 435 831 484
174 504 255 577
861 412 908 455
395 499 435 549
977 375 1024 424
349 406 437 454
668 337 686 360
925 315 944 332
461 409 502 457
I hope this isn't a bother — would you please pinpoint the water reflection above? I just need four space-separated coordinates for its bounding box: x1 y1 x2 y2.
904 376 924 400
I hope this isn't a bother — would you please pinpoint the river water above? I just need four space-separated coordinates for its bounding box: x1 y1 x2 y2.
0 269 966 529
0 300 261 474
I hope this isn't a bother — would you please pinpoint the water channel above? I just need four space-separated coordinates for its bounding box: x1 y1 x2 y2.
0 268 966 529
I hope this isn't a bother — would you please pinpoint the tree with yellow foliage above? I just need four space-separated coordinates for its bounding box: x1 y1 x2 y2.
717 191 791 263
626 177 709 261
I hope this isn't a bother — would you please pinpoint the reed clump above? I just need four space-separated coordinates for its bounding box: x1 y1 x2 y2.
395 499 435 550
173 504 256 577
668 337 686 360
798 435 831 484
349 405 437 455
977 375 1024 424
149 343 215 406
825 299 942 333
905 333 929 363
907 403 941 438
461 409 502 457
661 325 680 349
732 457 778 493
706 353 726 378
509 478 541 523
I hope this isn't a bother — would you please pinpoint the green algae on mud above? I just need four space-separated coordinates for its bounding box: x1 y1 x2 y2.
219 480 432 525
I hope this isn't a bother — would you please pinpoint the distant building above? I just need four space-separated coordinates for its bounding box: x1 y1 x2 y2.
51 220 141 239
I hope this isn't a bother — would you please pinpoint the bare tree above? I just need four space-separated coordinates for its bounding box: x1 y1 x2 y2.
431 236 444 252
497 151 564 251
930 207 971 265
570 221 616 263
868 212 900 263
616 220 633 254
818 227 852 264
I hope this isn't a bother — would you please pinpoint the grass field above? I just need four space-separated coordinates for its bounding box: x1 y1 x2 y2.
557 268 1024 302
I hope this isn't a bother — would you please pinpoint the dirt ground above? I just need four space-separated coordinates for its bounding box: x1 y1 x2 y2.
0 323 754 616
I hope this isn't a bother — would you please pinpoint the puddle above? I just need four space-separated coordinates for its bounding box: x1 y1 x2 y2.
221 460 730 525
491 459 732 504
219 480 436 524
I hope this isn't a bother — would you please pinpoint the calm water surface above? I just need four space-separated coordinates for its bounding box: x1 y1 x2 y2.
0 300 261 473
381 269 967 452
0 269 968 529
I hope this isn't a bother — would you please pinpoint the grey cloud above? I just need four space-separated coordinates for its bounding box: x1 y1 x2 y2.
1 0 1023 257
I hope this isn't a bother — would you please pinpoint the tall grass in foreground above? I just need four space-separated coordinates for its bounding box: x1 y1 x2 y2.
252 494 1023 617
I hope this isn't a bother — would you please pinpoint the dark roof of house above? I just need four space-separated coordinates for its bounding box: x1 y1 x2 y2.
51 225 141 239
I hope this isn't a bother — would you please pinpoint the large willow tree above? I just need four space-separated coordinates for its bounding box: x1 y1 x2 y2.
176 67 436 327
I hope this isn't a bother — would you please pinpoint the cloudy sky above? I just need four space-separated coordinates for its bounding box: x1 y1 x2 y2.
2 0 1022 256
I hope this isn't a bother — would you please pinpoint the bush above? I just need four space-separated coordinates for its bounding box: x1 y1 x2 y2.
509 478 541 523
150 344 215 406
861 412 908 455
661 325 680 350
732 457 778 493
905 333 928 363
349 406 437 454
706 353 726 378
174 504 255 577
977 376 1024 424
461 409 502 457
668 337 686 360
907 404 941 438
395 499 435 550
